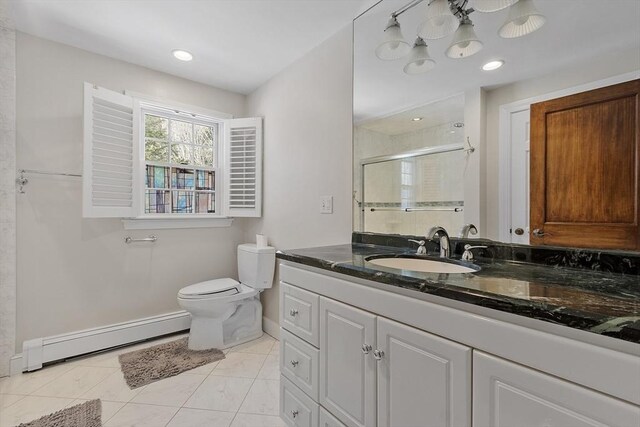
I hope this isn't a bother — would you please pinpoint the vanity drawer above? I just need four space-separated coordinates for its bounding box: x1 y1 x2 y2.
320 407 347 427
281 375 319 427
281 282 319 346
281 328 319 400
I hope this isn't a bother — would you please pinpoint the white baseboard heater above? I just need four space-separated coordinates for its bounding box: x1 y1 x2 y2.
21 311 191 372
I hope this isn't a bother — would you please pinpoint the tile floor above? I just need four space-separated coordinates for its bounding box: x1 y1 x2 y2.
0 333 284 427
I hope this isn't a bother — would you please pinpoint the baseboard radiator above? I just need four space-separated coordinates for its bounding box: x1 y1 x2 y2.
21 311 191 372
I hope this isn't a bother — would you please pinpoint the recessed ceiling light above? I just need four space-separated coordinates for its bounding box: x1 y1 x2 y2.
172 49 193 61
482 60 504 71
412 117 423 121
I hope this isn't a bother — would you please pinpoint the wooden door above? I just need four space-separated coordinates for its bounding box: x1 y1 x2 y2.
319 297 376 427
376 317 471 427
530 79 640 250
473 351 640 427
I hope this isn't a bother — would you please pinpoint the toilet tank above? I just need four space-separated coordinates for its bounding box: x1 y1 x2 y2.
238 244 276 290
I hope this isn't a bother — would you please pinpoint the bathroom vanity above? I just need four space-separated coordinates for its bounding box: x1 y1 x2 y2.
277 234 640 427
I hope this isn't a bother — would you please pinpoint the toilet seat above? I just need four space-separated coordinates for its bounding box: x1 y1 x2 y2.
178 278 241 299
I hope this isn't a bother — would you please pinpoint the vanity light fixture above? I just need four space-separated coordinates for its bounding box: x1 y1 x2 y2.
375 16 412 60
404 37 437 74
172 49 193 61
482 59 504 70
375 0 545 70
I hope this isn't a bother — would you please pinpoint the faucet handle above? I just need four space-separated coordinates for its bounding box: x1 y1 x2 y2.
408 239 427 255
462 244 488 261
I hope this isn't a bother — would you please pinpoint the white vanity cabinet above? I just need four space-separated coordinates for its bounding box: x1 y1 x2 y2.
279 263 640 427
473 351 640 427
319 297 376 427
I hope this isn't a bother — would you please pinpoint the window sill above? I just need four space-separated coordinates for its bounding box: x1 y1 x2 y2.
122 217 234 230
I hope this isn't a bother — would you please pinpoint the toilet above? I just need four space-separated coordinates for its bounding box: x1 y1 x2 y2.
178 243 276 350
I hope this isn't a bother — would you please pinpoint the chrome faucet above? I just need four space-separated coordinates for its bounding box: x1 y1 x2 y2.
426 226 450 258
458 223 478 239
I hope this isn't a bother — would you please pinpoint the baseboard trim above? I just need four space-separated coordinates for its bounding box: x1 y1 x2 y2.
10 354 23 376
21 310 191 372
262 316 280 340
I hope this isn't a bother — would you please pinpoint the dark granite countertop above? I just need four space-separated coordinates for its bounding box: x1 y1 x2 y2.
277 237 640 345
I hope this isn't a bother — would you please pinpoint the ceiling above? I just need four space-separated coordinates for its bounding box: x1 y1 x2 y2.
354 0 640 122
359 93 464 135
10 0 369 94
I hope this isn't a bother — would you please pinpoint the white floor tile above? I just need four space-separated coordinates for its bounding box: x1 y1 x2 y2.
257 355 280 380
184 376 253 412
80 370 144 402
104 402 178 427
68 399 126 423
73 351 122 368
131 374 206 407
0 364 74 395
185 360 221 376
211 353 267 379
166 408 235 427
31 366 117 398
230 413 286 427
269 343 280 356
0 395 74 427
231 335 276 355
238 379 280 416
0 393 24 409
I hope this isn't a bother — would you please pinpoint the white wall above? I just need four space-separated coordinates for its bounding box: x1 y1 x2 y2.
0 0 16 377
245 25 354 326
483 47 640 240
15 33 248 348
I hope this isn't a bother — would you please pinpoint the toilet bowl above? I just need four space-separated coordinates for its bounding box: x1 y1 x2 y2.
178 244 275 350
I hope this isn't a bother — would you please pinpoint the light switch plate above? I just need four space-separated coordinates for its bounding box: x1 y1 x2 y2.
321 196 333 214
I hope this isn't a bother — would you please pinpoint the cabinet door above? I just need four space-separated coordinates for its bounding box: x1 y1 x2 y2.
473 351 640 427
320 297 376 427
376 317 471 427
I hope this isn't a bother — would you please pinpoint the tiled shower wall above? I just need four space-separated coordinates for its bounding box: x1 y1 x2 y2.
0 0 16 377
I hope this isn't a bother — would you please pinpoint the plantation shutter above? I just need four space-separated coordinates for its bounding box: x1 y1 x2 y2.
82 83 139 218
224 117 263 217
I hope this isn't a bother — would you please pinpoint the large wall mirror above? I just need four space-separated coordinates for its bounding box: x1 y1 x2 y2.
353 0 640 250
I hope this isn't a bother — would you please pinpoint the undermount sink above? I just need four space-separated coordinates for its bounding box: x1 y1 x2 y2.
366 256 480 274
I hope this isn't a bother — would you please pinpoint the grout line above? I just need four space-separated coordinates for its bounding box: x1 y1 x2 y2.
228 349 270 426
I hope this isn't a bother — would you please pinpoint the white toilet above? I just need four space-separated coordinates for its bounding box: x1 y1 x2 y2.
178 243 276 350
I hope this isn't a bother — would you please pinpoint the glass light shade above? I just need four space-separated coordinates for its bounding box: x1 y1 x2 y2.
375 16 411 60
403 38 436 74
418 0 459 40
446 21 483 58
498 0 546 38
472 0 516 13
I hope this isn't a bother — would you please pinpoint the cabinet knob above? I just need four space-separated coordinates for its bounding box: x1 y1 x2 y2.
290 360 299 367
289 308 299 317
291 410 299 418
373 349 385 360
362 344 372 354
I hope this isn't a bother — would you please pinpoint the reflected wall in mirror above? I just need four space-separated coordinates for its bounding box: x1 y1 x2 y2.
353 0 640 250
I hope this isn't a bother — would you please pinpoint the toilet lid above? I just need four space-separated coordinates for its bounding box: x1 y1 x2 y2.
179 278 241 298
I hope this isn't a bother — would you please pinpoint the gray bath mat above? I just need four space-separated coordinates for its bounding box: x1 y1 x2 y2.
18 399 101 427
118 337 225 388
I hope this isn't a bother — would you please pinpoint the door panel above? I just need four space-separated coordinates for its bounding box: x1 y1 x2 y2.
319 297 376 427
510 108 531 245
376 318 471 427
530 79 640 250
473 351 640 427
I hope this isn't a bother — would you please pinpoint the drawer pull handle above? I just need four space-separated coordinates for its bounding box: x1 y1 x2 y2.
290 360 299 367
362 344 372 354
289 309 299 317
373 349 385 360
291 410 299 418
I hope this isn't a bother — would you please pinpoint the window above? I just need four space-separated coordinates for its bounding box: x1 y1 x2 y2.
142 110 219 215
82 83 262 223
